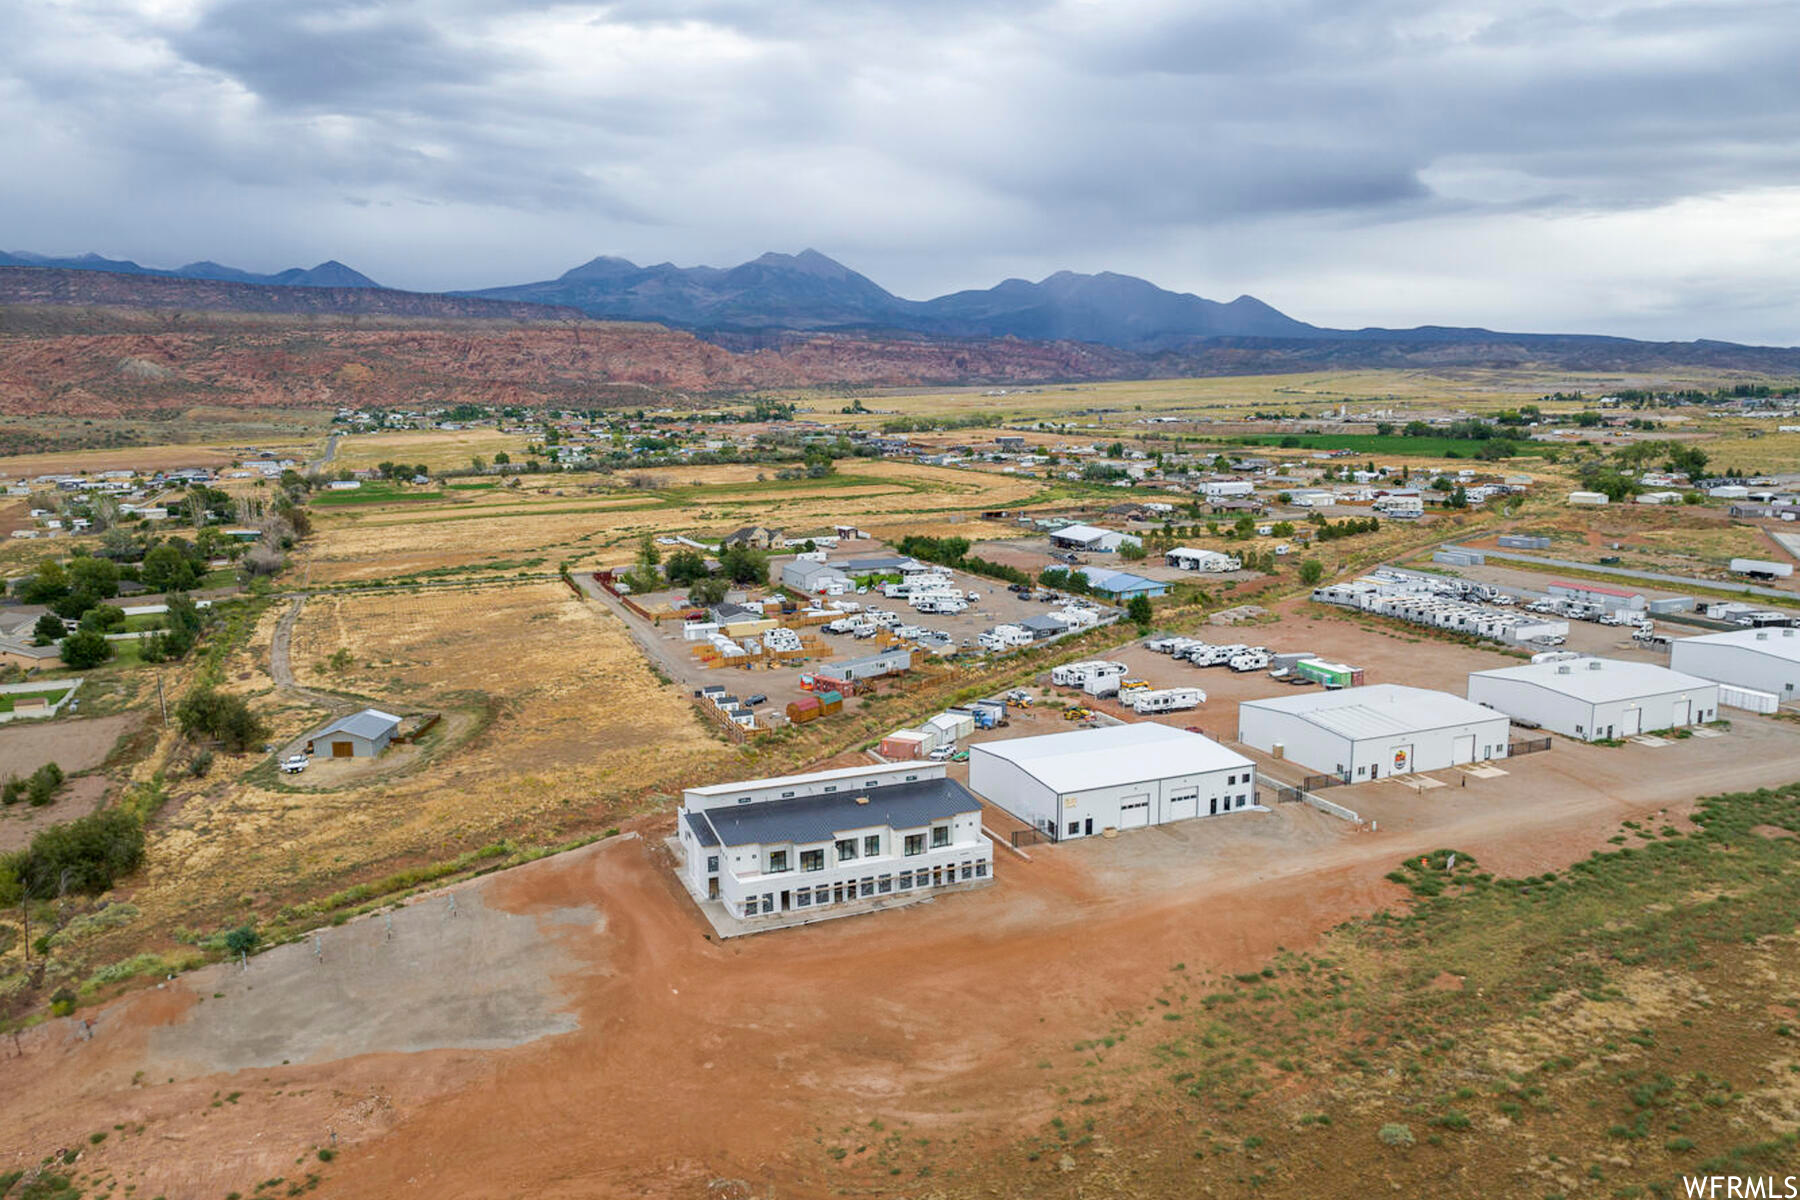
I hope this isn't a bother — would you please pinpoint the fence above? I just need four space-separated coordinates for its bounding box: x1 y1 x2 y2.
1507 736 1552 757
1260 779 1305 804
1301 771 1349 792
1009 827 1054 848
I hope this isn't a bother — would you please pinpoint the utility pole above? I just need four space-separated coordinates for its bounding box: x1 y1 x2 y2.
156 673 167 726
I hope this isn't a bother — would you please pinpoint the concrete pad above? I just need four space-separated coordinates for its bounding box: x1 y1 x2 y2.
1690 727 1724 738
1631 734 1672 746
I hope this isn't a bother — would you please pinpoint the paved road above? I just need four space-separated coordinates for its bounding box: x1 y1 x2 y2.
306 432 340 473
1442 543 1800 606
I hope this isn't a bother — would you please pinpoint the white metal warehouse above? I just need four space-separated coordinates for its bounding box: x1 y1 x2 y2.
1669 627 1800 705
1467 657 1718 742
968 722 1256 841
1238 684 1510 782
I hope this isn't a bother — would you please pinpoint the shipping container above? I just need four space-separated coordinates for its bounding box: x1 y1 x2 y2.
1296 659 1363 687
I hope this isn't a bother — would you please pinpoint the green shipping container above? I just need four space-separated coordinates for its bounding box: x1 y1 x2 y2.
1297 659 1356 687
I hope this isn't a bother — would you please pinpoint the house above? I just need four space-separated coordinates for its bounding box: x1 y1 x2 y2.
1467 658 1718 742
674 761 993 930
720 526 783 550
304 709 402 758
1238 684 1511 782
326 479 362 491
1075 567 1166 599
1048 524 1141 553
969 723 1256 839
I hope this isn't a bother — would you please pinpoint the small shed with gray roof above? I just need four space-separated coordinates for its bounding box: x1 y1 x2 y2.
306 708 403 758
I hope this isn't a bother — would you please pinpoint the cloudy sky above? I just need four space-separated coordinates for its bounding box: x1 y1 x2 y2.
4 0 1799 343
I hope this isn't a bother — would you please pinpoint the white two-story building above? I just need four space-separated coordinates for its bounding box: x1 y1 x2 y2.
676 762 993 931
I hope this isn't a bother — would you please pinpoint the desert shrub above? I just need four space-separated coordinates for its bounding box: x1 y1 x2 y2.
176 686 267 751
1 807 146 898
1378 1123 1415 1147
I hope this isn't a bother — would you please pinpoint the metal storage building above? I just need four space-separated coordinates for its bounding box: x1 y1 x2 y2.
1669 627 1800 704
968 723 1256 840
1238 684 1510 782
1467 658 1718 742
305 708 402 758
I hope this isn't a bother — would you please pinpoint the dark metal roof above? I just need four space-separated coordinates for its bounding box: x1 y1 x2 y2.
699 777 980 848
684 811 720 848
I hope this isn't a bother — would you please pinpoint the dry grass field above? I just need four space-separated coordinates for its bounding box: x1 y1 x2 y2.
329 427 534 473
296 458 1054 583
114 582 737 950
805 368 1788 427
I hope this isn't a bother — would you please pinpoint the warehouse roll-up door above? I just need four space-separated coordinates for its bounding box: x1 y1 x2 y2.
1166 790 1197 822
1119 798 1151 829
1621 709 1642 736
1452 733 1476 763
332 740 354 758
1672 699 1691 726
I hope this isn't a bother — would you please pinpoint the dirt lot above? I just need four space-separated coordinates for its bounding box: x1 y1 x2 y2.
0 711 138 778
0 774 110 851
8 702 1800 1199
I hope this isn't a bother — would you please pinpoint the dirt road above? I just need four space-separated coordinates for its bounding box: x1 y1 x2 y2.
8 715 1800 1199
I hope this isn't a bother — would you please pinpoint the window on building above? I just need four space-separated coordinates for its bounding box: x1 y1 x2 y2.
899 870 913 888
1227 773 1236 785
1356 766 1366 777
767 850 789 873
1067 821 1079 836
932 825 951 848
823 785 837 792
905 774 918 781
836 839 857 862
860 879 875 898
801 849 824 872
878 875 892 893
975 861 987 878
796 889 810 907
706 856 719 874
961 863 972 880
904 833 924 856
863 834 881 857
761 894 774 914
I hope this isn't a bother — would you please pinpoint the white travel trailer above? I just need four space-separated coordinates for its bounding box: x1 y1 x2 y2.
1131 687 1206 714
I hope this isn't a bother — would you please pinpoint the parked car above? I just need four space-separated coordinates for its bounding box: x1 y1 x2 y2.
746 694 767 707
280 754 310 774
928 745 954 761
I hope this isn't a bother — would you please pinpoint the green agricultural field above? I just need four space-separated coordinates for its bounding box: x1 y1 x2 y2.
309 481 448 507
1225 432 1559 458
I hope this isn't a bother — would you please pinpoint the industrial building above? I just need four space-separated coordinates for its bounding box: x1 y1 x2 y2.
305 709 402 758
1238 684 1511 782
1075 567 1167 599
676 762 992 930
1670 627 1800 704
1048 524 1141 553
1467 658 1718 742
968 722 1256 839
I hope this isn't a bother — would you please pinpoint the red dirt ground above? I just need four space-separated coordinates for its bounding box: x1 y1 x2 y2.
7 707 1799 1198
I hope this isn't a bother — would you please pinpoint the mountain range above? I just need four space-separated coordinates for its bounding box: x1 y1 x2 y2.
1 248 1794 362
0 250 381 290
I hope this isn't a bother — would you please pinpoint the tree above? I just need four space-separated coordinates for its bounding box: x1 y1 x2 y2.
224 924 260 960
1117 540 1147 561
1126 594 1154 629
1299 558 1326 586
637 533 662 570
78 604 125 633
1665 443 1709 478
687 577 729 607
141 544 199 592
16 558 69 605
663 550 709 586
59 630 114 669
718 545 768 586
68 555 121 598
176 686 267 752
32 612 65 645
493 451 511 465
